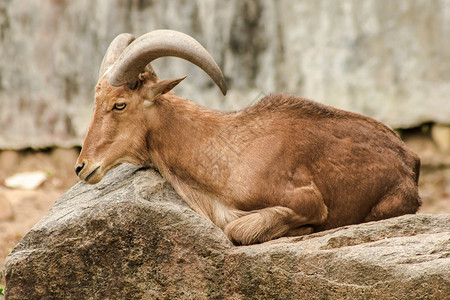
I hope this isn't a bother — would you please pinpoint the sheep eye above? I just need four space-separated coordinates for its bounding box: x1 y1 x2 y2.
113 103 127 111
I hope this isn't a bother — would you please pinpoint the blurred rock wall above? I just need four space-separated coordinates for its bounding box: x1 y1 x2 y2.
0 0 449 149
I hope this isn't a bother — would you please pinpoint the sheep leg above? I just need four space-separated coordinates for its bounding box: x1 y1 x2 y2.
364 185 421 222
284 226 314 237
224 206 313 245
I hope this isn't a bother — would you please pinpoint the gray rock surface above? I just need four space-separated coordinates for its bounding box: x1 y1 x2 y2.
4 164 450 299
1 0 450 149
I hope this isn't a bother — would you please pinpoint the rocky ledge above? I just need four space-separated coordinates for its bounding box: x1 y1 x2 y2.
4 164 449 299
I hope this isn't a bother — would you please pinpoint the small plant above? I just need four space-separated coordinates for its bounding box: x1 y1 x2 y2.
0 285 4 296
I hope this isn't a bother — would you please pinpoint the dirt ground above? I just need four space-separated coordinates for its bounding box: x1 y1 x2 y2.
1 135 449 288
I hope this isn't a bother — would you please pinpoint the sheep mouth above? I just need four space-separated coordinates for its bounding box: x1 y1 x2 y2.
85 166 100 182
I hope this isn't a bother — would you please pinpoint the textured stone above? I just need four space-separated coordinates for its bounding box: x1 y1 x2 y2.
4 164 450 299
432 124 450 152
1 0 450 149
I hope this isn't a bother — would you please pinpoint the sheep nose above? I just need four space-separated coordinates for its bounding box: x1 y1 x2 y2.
75 163 85 176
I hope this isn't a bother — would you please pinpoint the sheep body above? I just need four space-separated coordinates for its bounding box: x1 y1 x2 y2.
75 31 421 245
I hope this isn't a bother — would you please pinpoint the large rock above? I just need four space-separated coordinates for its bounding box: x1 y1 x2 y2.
1 0 449 148
4 164 450 299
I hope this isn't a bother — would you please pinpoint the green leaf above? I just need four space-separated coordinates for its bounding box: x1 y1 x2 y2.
0 285 4 296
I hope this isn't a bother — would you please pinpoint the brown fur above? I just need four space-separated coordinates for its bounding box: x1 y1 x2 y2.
76 73 421 245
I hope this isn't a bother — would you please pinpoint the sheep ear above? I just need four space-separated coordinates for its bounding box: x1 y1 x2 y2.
149 76 186 99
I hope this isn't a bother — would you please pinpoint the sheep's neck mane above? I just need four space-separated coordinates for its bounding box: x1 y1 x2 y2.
147 93 229 191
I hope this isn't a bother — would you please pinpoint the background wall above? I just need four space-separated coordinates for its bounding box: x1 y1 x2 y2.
0 0 449 149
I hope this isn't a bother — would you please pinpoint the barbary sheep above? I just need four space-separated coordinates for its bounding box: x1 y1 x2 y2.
75 30 421 245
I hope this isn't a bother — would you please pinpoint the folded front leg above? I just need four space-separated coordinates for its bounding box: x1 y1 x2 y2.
223 206 312 245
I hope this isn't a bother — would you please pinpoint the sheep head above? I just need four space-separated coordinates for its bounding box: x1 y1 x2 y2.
75 30 226 184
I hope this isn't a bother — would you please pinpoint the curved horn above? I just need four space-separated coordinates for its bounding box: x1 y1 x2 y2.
106 30 227 95
99 33 135 79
